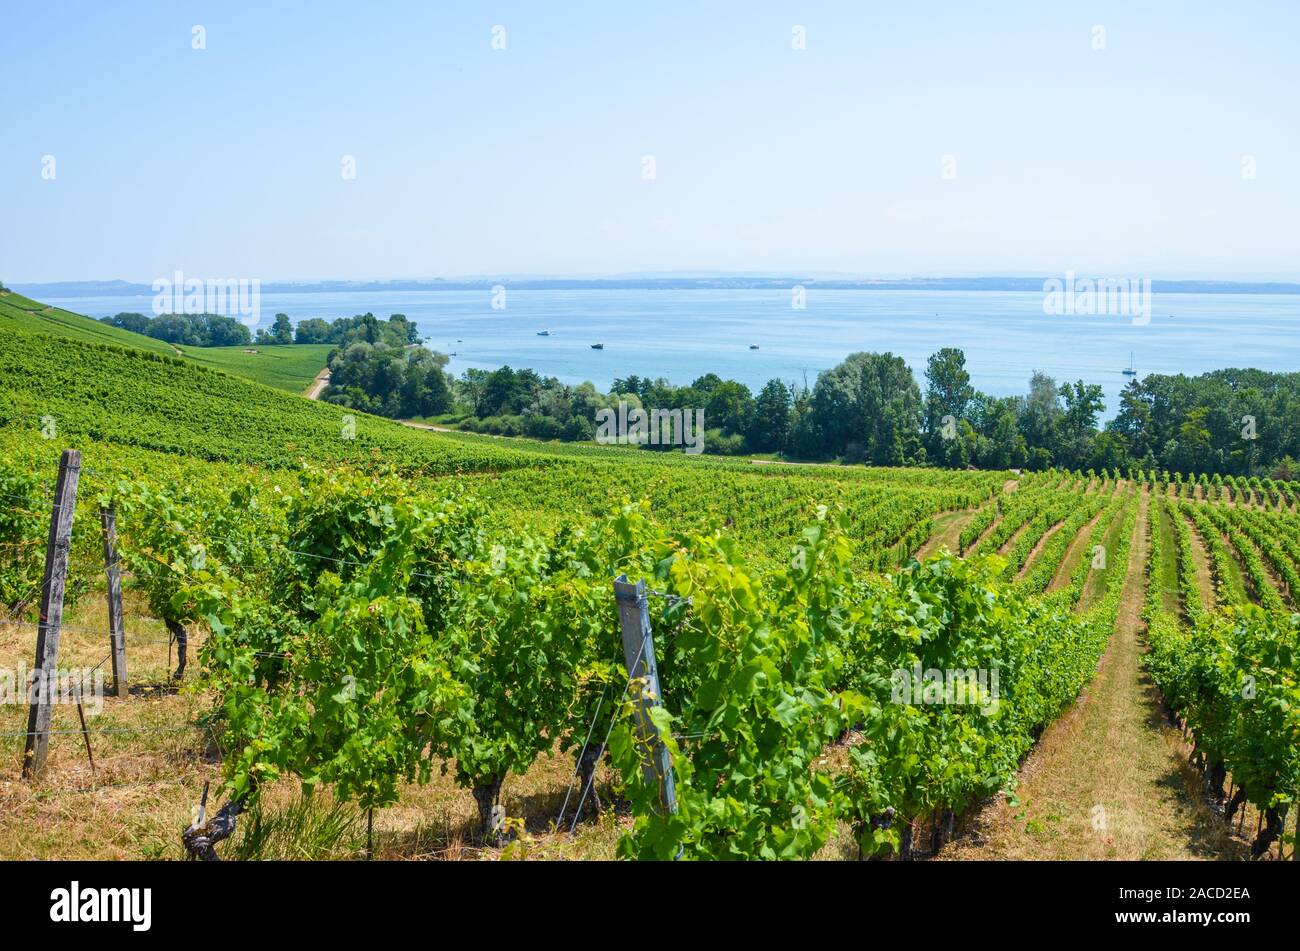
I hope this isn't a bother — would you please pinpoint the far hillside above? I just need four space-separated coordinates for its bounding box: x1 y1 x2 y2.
176 342 332 393
0 290 177 356
0 310 531 475
0 289 330 394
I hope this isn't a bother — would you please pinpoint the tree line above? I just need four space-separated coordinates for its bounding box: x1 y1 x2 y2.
427 349 1299 478
99 310 422 349
155 309 1292 479
101 311 255 347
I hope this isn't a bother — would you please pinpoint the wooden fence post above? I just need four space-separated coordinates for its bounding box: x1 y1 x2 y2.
23 449 81 779
101 506 128 697
613 574 677 815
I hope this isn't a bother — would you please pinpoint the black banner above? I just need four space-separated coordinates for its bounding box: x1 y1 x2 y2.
0 859 1289 938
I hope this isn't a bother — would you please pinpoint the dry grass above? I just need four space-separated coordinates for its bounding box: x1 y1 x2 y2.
914 509 976 561
995 521 1030 558
0 583 627 861
941 489 1249 861
1154 502 1182 616
1015 519 1066 582
1182 510 1218 612
1077 498 1132 612
967 512 1003 555
1047 509 1103 593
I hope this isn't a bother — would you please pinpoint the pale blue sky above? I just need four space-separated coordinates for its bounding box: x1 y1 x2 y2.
2 1 1297 283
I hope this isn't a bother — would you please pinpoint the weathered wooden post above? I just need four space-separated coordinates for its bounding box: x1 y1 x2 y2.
612 574 677 815
101 506 128 697
23 449 81 779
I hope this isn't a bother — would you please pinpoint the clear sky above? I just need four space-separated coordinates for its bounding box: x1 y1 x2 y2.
2 1 1297 283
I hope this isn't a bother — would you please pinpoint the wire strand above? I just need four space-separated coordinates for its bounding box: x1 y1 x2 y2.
554 649 619 830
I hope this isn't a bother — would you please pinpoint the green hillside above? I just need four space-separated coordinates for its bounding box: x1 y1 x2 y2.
0 318 536 475
1 290 331 393
176 342 332 393
0 307 1005 560
0 290 177 355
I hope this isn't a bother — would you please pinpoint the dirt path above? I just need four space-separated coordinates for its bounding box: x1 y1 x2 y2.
915 509 976 561
1153 502 1182 616
1194 505 1286 609
1215 523 1261 606
401 419 521 440
1078 503 1131 612
300 370 516 439
1243 532 1299 610
964 512 1002 555
943 489 1245 860
305 368 331 400
749 458 844 470
1015 519 1065 582
996 521 1031 557
299 371 506 439
1047 509 1103 592
1182 510 1218 613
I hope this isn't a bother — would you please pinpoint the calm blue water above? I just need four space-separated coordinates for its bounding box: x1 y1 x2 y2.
44 289 1300 420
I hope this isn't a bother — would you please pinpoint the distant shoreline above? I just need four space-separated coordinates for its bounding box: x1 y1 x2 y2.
14 276 1300 298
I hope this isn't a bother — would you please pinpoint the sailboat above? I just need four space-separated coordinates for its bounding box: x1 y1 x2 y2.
1122 352 1137 376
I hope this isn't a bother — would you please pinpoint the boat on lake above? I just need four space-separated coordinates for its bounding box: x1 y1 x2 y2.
590 342 604 350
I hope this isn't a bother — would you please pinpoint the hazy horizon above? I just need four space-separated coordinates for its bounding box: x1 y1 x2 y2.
12 271 1300 293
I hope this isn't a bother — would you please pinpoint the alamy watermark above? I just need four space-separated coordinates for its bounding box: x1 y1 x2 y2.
1042 270 1151 325
50 881 151 931
1 664 106 716
890 662 1000 714
595 400 704 454
152 270 261 327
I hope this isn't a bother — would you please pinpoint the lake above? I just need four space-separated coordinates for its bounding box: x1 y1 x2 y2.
43 289 1300 420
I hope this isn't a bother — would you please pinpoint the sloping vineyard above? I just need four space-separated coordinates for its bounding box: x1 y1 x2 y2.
0 436 1130 860
3 408 1296 860
0 326 541 474
1145 491 1300 858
